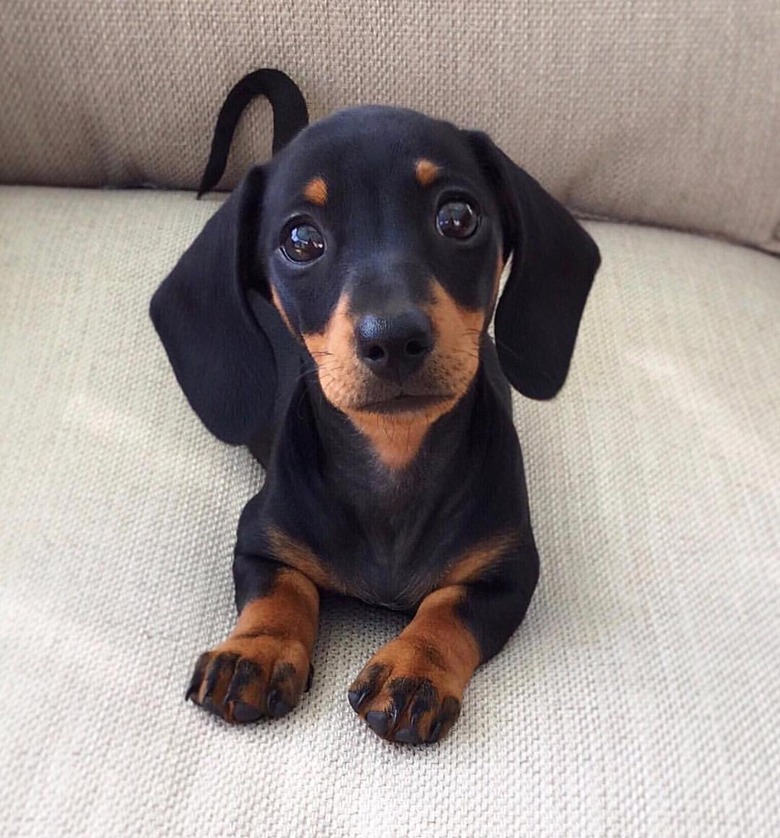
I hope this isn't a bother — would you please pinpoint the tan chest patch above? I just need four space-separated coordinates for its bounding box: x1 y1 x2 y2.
343 407 453 471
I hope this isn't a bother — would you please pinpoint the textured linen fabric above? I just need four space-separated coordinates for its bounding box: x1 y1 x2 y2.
1 186 779 836
1 1 780 253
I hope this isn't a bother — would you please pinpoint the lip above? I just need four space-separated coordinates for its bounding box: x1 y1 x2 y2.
355 394 454 415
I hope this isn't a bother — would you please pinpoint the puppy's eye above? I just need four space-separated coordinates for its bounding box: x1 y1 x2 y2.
436 199 479 239
280 221 325 263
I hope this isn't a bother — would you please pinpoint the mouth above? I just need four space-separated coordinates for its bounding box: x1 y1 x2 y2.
355 393 454 415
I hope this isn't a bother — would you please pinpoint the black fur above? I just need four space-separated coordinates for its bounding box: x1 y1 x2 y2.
151 72 600 738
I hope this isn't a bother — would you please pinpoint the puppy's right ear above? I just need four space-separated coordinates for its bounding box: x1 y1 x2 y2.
150 167 279 445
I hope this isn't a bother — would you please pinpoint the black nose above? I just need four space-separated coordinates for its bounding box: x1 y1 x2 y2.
355 311 434 381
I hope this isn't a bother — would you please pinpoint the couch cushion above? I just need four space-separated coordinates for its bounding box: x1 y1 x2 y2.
1 1 779 253
0 186 778 835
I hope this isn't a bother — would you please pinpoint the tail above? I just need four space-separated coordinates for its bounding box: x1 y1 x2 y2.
197 68 309 198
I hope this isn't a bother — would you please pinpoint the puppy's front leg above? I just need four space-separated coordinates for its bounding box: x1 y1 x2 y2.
186 554 319 723
348 544 539 743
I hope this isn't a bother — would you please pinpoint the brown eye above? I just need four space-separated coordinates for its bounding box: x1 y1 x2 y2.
280 221 325 263
436 199 479 239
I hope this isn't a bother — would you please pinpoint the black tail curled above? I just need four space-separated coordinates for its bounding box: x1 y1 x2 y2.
197 68 309 198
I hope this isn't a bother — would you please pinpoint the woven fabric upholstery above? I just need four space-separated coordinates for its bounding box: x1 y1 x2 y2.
0 186 778 835
1 1 779 252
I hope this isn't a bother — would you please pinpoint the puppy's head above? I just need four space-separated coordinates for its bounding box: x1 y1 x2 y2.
151 107 600 450
262 107 506 424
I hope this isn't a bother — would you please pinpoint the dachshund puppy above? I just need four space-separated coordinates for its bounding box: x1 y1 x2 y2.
151 72 600 743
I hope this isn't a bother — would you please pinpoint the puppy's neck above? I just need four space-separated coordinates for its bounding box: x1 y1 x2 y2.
342 404 454 471
308 375 478 479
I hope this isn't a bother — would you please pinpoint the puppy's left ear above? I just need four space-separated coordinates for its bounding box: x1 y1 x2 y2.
466 132 601 400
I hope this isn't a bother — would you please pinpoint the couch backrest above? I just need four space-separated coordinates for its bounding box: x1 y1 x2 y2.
2 0 779 253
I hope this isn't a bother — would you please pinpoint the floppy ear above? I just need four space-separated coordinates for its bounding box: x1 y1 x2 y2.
466 132 601 400
150 167 284 445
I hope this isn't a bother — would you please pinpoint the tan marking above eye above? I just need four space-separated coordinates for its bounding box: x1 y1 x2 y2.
415 158 441 187
303 177 328 206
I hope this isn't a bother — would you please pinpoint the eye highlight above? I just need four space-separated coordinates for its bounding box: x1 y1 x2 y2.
436 198 479 239
280 220 325 263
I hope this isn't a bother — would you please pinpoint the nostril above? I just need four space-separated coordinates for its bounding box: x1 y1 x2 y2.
356 312 433 374
405 339 427 357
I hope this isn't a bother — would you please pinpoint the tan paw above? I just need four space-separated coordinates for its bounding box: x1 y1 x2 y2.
348 636 464 743
186 635 312 723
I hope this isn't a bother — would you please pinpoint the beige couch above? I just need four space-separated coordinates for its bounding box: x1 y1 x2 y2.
1 2 779 835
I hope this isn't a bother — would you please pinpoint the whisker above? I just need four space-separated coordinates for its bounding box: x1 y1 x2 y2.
449 349 480 361
293 365 328 385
